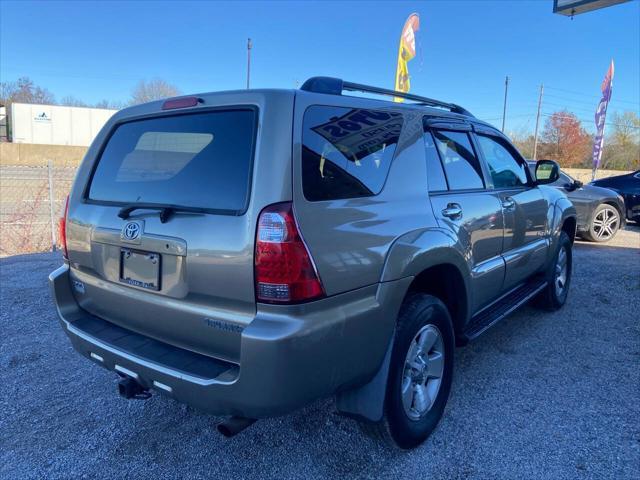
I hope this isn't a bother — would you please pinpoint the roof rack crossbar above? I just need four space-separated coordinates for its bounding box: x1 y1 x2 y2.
300 76 474 117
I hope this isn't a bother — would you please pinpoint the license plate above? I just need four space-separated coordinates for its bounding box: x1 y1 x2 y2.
120 248 161 291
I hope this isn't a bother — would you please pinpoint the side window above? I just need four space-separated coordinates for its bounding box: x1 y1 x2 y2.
432 130 484 190
301 106 403 201
424 131 448 192
476 134 529 188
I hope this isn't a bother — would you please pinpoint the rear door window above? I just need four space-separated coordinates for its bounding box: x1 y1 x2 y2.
432 130 485 190
88 109 257 214
301 105 403 201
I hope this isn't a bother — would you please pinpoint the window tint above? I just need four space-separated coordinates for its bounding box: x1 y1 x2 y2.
116 132 214 182
302 106 403 201
88 110 257 213
476 135 528 188
424 131 448 191
432 130 484 190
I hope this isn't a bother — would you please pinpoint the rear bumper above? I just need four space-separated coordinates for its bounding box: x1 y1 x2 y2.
50 263 410 418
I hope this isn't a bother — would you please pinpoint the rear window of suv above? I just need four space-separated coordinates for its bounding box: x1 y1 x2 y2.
87 109 257 214
301 105 403 201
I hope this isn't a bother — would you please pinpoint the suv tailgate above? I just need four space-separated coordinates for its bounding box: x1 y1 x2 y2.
65 91 294 364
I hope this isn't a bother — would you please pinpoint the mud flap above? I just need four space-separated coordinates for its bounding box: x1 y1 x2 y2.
335 332 395 423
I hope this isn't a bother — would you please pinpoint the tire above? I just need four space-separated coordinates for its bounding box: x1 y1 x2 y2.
583 203 621 242
536 231 572 310
363 294 455 449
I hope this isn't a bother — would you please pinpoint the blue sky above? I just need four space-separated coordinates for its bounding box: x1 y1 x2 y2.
1 0 638 134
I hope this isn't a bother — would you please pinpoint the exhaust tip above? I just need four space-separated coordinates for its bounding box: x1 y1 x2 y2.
217 416 256 438
217 423 234 438
118 377 150 400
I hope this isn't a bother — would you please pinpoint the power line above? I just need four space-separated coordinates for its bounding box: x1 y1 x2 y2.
478 113 534 122
542 101 597 114
540 112 640 130
544 93 600 107
545 85 639 106
544 93 639 112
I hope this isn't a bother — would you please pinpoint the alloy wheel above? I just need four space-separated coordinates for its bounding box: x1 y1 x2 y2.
401 324 445 421
592 207 619 240
555 245 568 298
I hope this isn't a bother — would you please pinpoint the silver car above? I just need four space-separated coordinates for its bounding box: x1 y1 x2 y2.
50 77 576 449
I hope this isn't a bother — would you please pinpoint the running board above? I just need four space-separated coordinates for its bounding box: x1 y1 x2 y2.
463 279 547 341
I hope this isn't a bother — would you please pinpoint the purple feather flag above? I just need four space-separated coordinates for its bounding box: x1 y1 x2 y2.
592 60 614 174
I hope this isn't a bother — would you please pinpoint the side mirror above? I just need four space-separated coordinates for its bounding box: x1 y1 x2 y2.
535 159 560 185
564 180 583 192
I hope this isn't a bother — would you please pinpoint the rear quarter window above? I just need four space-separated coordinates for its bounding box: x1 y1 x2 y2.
87 109 257 213
301 105 403 201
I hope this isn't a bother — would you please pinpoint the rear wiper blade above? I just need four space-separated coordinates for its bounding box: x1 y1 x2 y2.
117 204 194 223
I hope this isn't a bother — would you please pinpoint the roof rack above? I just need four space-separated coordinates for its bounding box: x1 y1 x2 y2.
300 76 474 117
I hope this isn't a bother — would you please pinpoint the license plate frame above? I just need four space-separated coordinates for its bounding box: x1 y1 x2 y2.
120 248 161 291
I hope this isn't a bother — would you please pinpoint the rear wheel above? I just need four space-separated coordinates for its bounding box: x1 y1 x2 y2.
584 204 621 242
363 294 454 449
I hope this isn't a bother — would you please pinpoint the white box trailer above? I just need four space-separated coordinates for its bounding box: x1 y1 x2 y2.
10 103 117 146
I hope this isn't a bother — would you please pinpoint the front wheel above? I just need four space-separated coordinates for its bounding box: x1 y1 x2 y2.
363 294 455 449
536 231 572 310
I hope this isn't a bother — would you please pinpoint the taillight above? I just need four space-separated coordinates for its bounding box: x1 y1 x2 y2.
59 195 69 258
255 202 324 303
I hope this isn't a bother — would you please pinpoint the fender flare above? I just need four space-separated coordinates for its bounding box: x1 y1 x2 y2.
336 228 470 422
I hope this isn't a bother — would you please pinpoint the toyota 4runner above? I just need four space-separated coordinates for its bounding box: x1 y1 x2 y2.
50 77 576 449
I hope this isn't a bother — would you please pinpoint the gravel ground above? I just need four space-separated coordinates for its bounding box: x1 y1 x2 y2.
1 226 639 479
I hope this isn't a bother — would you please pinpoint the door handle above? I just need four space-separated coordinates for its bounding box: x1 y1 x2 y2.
442 203 463 219
502 197 516 210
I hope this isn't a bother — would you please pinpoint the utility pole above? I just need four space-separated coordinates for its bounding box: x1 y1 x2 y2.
246 38 252 89
533 84 544 160
501 75 509 132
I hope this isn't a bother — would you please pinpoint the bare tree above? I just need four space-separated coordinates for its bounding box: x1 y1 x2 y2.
60 96 88 107
610 111 640 147
94 99 124 110
0 77 55 105
508 126 536 159
129 78 180 105
601 111 640 170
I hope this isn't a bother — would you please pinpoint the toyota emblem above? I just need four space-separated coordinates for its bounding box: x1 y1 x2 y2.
122 221 141 241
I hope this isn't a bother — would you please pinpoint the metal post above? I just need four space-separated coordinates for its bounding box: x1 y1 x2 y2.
501 76 509 132
47 160 57 251
533 84 544 160
246 38 252 89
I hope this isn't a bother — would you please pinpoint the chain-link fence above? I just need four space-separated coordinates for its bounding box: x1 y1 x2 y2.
0 163 76 257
